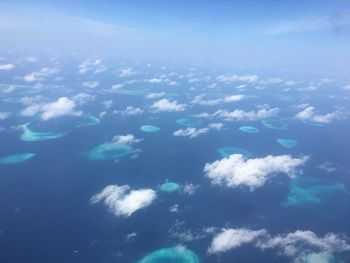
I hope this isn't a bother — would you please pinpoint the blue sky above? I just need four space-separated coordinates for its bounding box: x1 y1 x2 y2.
0 0 350 77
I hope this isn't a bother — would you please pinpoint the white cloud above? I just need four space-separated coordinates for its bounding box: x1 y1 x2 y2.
145 92 166 99
208 123 224 130
173 127 209 138
114 106 144 116
208 228 267 254
343 84 350 91
82 81 100 89
72 93 95 105
23 67 60 82
102 100 113 109
41 97 80 120
112 84 124 90
295 106 342 124
257 230 350 257
182 183 199 195
214 108 279 121
209 228 350 261
90 184 156 217
151 99 186 112
118 67 135 77
112 134 142 145
21 97 81 120
0 112 10 120
217 74 258 83
192 94 245 106
78 59 106 74
0 64 15 70
204 154 308 190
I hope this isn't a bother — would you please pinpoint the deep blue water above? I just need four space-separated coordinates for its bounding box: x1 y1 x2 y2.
0 58 350 262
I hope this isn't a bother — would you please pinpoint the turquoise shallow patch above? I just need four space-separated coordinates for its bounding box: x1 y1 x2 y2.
0 153 35 164
277 139 298 148
283 176 348 207
21 123 65 141
302 253 336 263
302 120 326 127
140 125 160 132
138 247 200 263
82 143 133 160
217 147 252 158
20 115 100 142
262 119 288 130
159 182 181 193
176 118 202 127
239 126 259 133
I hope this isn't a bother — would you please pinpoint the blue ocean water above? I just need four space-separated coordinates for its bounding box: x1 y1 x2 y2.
0 59 349 263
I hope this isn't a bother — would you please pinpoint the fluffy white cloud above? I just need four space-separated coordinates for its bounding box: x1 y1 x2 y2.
90 184 156 217
112 134 142 145
214 108 279 121
21 97 81 120
295 106 342 124
41 97 80 120
217 74 258 83
82 81 99 89
192 94 245 106
114 106 144 116
23 67 60 82
0 112 10 120
257 230 350 257
151 99 186 112
72 93 95 105
182 183 199 195
0 64 15 70
173 122 223 139
208 228 267 254
145 92 166 99
118 67 135 77
204 154 308 190
173 127 210 138
209 228 350 261
78 59 106 74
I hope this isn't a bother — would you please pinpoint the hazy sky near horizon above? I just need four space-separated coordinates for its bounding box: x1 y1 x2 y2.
0 0 350 77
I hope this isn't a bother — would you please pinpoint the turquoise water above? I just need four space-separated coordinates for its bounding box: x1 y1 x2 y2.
140 125 160 132
302 253 336 263
21 123 65 141
176 118 202 127
302 120 326 127
138 247 200 263
82 143 133 160
20 115 100 142
283 176 348 207
217 147 252 158
159 182 181 193
0 153 36 164
261 119 288 130
239 126 259 133
277 139 298 148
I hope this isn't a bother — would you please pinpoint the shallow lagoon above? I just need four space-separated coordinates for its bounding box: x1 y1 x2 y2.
277 139 298 148
0 153 36 164
138 247 200 263
239 126 259 133
176 118 202 127
217 147 252 158
261 119 288 130
159 182 181 193
140 125 160 133
82 143 133 160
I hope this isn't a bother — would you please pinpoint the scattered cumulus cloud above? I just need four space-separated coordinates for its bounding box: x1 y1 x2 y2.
82 81 100 89
114 106 144 116
214 108 279 121
209 228 350 262
79 59 106 74
173 123 223 138
112 134 142 145
90 184 156 217
295 106 343 124
0 64 15 70
21 97 81 120
118 67 135 77
23 67 60 82
151 99 187 112
0 112 11 120
217 74 258 83
204 154 308 190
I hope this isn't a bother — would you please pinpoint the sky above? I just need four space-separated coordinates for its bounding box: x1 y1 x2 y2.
0 0 350 77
